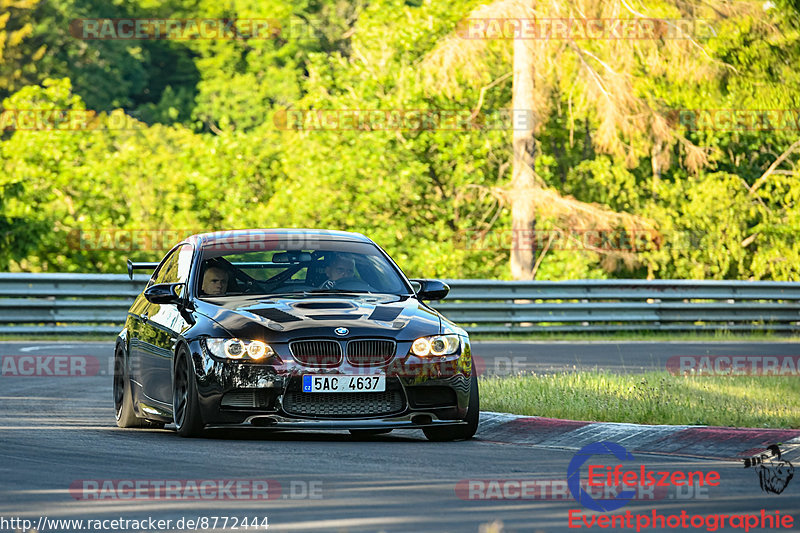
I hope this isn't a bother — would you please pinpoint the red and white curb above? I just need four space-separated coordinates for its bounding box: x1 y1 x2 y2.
476 412 800 461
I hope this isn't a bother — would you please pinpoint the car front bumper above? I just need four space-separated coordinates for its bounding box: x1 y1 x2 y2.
185 338 473 428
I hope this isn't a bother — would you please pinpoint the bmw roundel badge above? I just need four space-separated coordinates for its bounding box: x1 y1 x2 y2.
334 327 349 336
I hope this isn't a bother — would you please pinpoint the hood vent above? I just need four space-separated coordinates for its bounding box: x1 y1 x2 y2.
368 307 403 322
309 313 363 321
250 308 302 323
294 301 356 310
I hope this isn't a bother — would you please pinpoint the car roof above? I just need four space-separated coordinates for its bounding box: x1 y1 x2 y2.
187 228 372 247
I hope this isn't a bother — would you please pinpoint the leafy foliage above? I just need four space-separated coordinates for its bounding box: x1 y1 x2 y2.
1 0 799 280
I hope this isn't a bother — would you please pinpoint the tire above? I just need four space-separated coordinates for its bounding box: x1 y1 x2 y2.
114 347 164 429
173 347 204 438
349 429 393 436
423 363 479 442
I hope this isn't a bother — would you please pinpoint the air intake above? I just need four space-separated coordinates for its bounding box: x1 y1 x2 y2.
283 390 405 417
346 340 395 366
289 340 343 366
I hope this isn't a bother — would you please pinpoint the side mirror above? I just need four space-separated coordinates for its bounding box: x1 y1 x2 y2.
409 279 450 301
144 283 184 305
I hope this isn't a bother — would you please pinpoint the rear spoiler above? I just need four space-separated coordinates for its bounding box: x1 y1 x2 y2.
127 259 159 280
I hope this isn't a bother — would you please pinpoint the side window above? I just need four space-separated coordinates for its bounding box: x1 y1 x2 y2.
151 245 193 286
176 245 193 283
148 250 176 287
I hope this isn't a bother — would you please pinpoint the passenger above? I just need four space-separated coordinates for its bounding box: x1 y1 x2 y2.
319 255 356 289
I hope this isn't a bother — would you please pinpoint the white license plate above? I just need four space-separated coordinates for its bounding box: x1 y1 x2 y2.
302 375 386 393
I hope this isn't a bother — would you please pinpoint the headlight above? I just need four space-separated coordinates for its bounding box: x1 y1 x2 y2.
205 338 275 360
410 335 460 357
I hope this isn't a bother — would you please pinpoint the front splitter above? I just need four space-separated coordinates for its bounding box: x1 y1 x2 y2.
204 413 466 431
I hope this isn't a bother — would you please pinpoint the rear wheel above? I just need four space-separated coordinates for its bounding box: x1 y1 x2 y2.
423 363 479 442
173 347 204 437
113 348 164 429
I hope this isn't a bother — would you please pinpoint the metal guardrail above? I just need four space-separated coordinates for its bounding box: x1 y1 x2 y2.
0 274 798 335
439 279 800 333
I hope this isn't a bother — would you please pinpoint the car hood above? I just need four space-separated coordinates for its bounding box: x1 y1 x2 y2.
193 293 445 341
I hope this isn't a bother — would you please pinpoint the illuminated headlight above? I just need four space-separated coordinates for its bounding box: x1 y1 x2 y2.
246 341 269 359
205 338 275 360
410 335 460 357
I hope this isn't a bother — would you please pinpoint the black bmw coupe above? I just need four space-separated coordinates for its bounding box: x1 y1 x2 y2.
114 229 478 440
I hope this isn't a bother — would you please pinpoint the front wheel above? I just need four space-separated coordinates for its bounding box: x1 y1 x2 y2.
173 347 204 437
423 363 479 442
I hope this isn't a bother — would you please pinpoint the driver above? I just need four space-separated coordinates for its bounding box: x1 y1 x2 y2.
201 266 229 295
319 255 356 289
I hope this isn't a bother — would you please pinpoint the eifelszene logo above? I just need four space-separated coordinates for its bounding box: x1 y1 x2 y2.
567 441 637 511
566 441 721 512
566 441 795 531
743 444 795 494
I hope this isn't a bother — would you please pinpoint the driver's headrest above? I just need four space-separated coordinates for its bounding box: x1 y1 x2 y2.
324 252 356 268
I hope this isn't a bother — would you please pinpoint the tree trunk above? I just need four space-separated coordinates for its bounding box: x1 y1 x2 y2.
509 37 537 280
651 140 663 199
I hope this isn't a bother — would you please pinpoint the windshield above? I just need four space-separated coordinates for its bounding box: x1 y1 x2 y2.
195 239 413 298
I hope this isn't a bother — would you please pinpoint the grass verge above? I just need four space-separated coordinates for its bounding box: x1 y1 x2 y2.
480 371 800 428
472 331 800 342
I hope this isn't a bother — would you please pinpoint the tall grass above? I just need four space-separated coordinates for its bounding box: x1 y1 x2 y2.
480 371 800 428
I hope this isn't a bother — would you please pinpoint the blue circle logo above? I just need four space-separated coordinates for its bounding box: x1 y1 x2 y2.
334 327 349 336
567 441 637 512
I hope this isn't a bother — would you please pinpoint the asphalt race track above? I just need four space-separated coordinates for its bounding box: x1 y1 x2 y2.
1 341 799 532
